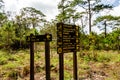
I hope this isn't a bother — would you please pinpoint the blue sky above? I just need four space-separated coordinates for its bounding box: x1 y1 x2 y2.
112 0 120 7
102 0 120 7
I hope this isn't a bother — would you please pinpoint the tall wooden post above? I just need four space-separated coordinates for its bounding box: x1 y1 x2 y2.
73 51 78 80
59 53 64 80
30 34 34 80
45 41 51 80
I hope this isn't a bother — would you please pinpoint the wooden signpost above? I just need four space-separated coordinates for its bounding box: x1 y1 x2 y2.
27 22 80 80
57 23 80 80
26 33 52 80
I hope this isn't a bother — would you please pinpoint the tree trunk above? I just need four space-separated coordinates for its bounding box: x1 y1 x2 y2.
88 0 91 34
81 17 84 33
62 0 65 22
104 21 107 38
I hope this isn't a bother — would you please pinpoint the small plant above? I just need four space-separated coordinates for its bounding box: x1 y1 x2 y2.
2 63 19 70
35 64 43 73
21 65 30 77
6 70 19 80
64 71 72 80
0 57 8 65
96 53 111 62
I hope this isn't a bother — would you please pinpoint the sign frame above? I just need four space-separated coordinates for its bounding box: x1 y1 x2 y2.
27 33 52 80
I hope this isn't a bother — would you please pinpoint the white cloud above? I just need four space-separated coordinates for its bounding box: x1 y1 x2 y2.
3 0 120 23
109 5 120 16
3 0 60 21
3 0 18 11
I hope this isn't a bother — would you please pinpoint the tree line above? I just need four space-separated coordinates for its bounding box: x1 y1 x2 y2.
0 0 119 51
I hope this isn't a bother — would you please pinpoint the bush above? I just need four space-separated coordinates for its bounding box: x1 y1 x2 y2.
10 39 29 50
79 51 112 62
96 53 111 62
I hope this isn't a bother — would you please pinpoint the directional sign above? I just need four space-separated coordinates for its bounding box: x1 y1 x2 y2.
26 34 52 42
57 23 80 53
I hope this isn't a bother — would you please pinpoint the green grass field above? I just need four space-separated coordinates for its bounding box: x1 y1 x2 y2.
0 49 120 80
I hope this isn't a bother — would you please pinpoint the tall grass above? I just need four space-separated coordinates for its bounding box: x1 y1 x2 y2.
79 50 120 62
0 50 119 79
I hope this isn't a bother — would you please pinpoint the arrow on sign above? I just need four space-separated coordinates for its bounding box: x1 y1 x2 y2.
45 34 52 41
46 34 51 40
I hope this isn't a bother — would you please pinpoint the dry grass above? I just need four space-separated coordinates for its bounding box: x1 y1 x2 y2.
0 50 120 80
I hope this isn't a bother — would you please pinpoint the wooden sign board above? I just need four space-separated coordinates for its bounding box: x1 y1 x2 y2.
57 23 80 53
26 34 52 42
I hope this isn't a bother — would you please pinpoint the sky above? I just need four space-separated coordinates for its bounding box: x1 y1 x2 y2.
102 0 120 6
3 0 120 21
3 0 120 33
102 0 120 16
3 0 60 20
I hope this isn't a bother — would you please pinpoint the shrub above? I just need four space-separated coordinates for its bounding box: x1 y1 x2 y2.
96 53 111 62
21 65 30 77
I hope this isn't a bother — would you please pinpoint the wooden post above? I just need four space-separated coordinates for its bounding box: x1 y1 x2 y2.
30 34 34 80
59 53 64 80
45 41 51 80
73 51 78 80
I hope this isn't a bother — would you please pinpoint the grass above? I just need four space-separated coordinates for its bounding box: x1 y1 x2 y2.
0 49 119 79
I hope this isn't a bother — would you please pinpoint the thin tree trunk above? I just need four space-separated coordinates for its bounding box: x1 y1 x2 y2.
104 21 107 38
81 17 84 33
62 0 65 22
88 0 91 34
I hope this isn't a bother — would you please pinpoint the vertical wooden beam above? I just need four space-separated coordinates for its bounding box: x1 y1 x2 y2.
45 41 51 80
59 53 64 80
73 51 78 80
30 34 34 80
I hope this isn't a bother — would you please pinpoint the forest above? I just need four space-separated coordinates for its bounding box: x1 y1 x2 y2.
0 0 120 80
